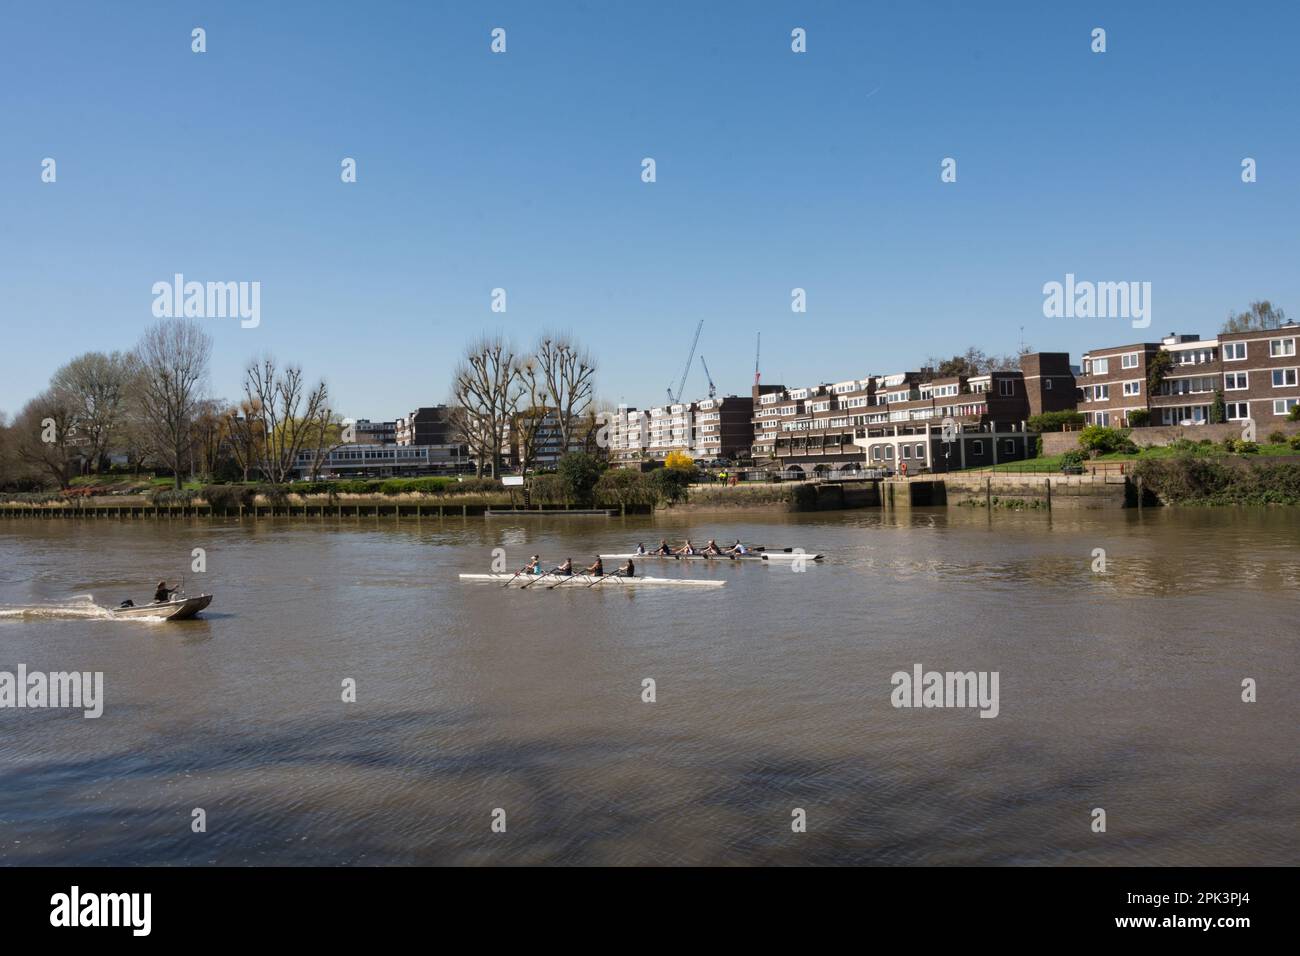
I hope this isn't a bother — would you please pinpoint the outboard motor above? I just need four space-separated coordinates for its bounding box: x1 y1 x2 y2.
118 599 135 608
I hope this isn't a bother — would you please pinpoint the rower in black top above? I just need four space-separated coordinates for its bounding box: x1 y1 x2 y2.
616 558 635 577
584 556 604 576
653 539 671 555
554 558 574 576
702 539 722 556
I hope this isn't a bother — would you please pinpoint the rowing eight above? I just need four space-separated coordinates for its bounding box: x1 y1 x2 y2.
459 573 726 588
599 552 823 563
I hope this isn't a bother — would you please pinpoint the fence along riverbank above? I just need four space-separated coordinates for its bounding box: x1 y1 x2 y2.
0 475 1138 519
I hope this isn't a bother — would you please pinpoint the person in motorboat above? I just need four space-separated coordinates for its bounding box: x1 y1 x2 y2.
154 580 179 603
724 539 748 556
584 556 604 576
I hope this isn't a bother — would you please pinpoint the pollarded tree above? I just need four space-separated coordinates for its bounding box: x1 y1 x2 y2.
534 334 596 451
450 335 524 478
238 358 336 484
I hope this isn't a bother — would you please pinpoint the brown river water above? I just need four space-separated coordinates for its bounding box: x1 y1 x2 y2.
0 508 1296 865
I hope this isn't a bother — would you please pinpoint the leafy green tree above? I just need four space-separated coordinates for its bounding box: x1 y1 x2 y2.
1146 350 1172 397
1210 389 1226 424
556 451 604 505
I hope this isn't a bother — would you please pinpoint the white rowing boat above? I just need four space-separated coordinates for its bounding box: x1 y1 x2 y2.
459 573 725 588
600 551 824 563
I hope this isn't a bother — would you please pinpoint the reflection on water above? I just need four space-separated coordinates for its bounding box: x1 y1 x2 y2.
0 508 1296 865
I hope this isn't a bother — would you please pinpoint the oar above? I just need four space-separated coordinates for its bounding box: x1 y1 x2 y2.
520 569 559 589
501 566 531 588
548 571 591 590
585 570 620 588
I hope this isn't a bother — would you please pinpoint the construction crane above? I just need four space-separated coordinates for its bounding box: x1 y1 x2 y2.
754 332 761 386
667 319 704 404
699 355 716 399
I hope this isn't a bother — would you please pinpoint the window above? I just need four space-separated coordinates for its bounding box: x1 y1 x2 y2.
1271 369 1297 387
1270 338 1296 357
1004 439 1015 453
1274 398 1299 416
1226 402 1250 420
1093 384 1109 401
1092 358 1110 375
1121 353 1139 369
1122 380 1141 397
1045 379 1053 390
1223 342 1247 361
998 379 1015 397
884 445 894 460
902 445 911 459
970 440 983 455
1225 372 1248 390
915 443 926 458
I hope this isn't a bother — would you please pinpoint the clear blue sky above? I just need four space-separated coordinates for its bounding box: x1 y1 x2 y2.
3 1 1297 418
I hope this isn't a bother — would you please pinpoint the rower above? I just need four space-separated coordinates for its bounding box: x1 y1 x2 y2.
635 543 647 555
153 580 178 603
725 539 748 556
615 557 635 578
554 558 574 576
675 539 695 556
524 555 542 575
653 539 671 555
702 539 722 555
584 556 604 576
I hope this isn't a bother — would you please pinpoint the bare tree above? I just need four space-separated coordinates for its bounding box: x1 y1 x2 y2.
450 336 523 478
534 334 596 451
13 391 78 488
239 358 334 484
50 351 133 475
189 398 229 481
1222 300 1287 334
509 358 551 475
133 319 213 489
223 399 265 483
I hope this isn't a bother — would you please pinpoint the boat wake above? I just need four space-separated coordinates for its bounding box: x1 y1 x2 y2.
0 594 160 622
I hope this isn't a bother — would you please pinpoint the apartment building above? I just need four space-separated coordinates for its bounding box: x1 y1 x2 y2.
1077 325 1300 427
1217 324 1300 425
690 395 755 461
600 395 756 464
396 406 453 446
756 353 1075 475
505 409 590 469
352 419 397 444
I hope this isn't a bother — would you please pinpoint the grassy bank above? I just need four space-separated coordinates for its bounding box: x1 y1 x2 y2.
1131 457 1300 505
